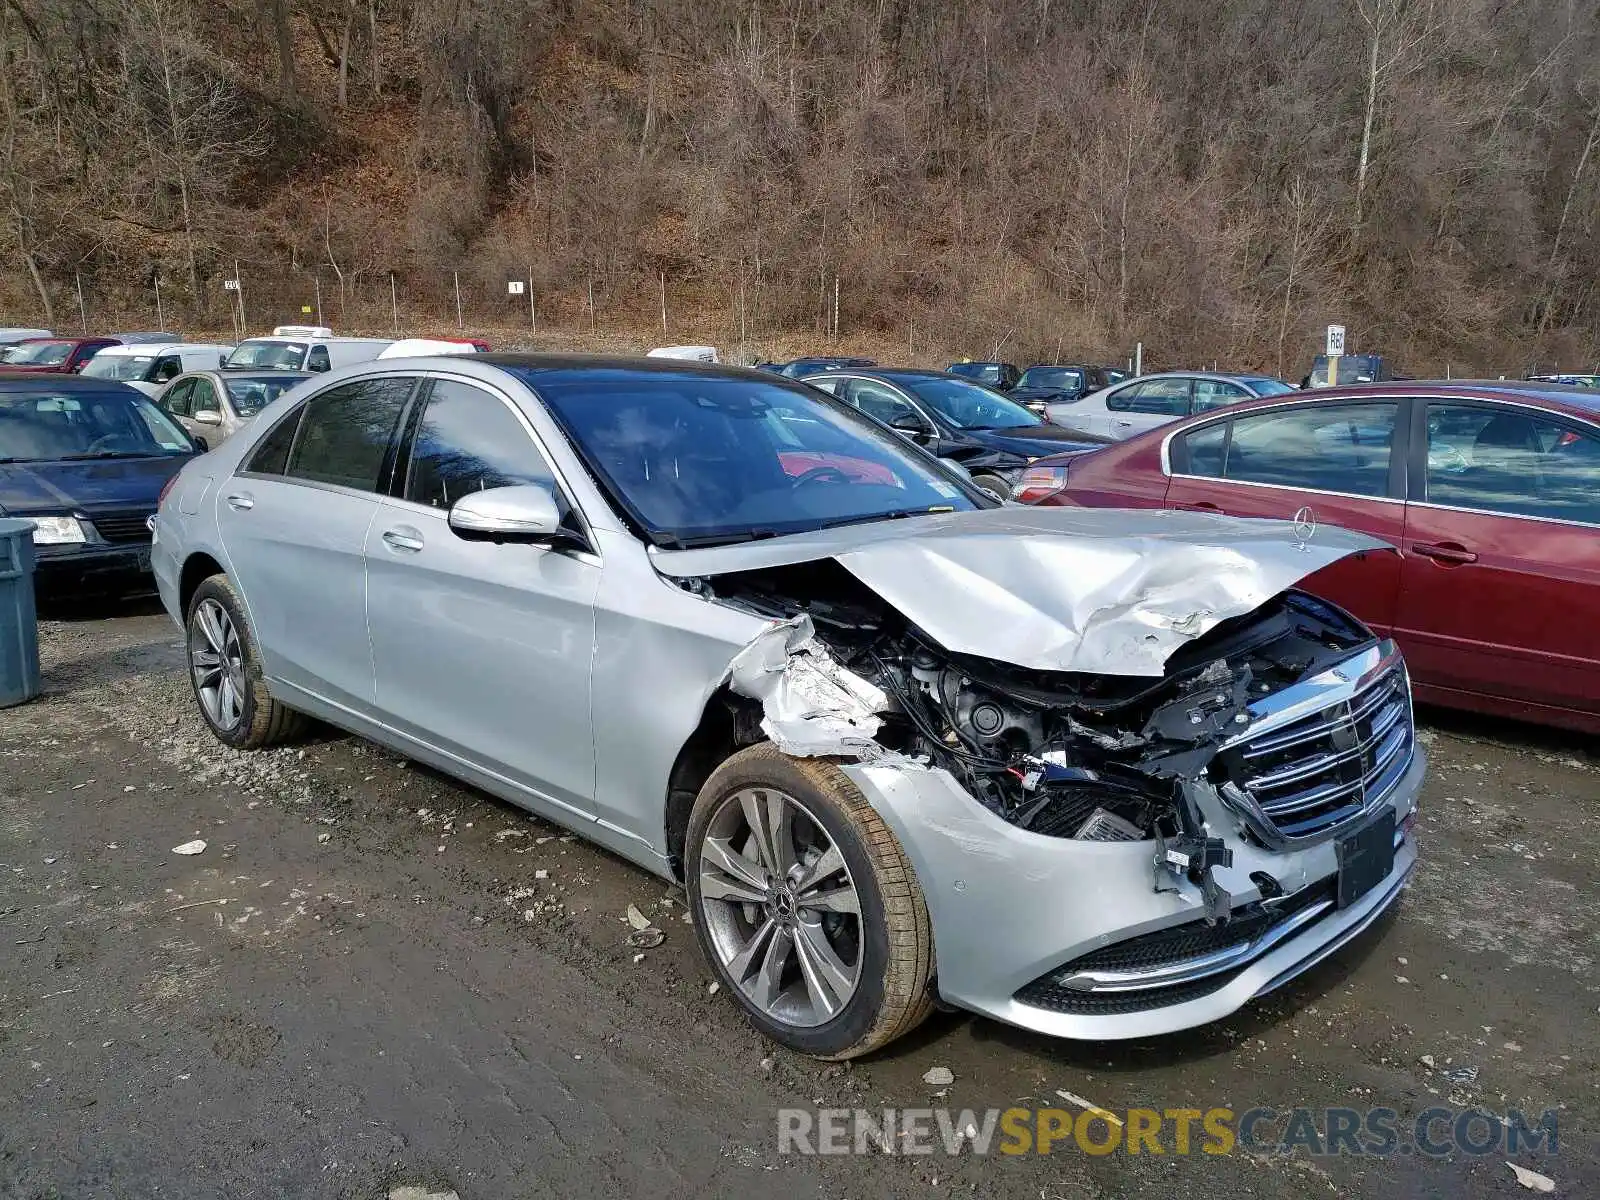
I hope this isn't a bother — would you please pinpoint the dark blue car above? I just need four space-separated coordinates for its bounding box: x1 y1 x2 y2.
0 374 197 596
799 367 1112 498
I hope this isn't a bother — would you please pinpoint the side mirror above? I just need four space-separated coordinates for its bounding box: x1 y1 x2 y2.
889 413 927 434
449 483 565 543
193 409 222 426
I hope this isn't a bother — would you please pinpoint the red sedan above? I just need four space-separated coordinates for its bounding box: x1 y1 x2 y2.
0 336 119 373
1017 381 1600 733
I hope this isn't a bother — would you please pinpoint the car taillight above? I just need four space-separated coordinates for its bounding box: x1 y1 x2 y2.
157 473 182 509
1014 463 1071 504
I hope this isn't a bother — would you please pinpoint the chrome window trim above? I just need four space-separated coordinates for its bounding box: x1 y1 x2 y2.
1403 499 1599 531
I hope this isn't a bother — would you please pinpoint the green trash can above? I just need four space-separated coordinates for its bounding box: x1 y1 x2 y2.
0 518 41 708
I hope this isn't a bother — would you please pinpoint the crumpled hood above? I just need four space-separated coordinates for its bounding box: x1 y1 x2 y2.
652 506 1394 677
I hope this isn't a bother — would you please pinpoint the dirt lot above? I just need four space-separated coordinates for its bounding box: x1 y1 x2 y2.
1 602 1595 1199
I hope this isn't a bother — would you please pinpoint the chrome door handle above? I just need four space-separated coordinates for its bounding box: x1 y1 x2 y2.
224 493 254 511
382 527 424 553
1412 541 1477 566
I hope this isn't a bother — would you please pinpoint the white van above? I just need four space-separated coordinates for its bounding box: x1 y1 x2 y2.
646 345 719 362
377 337 482 359
78 342 235 396
223 326 392 373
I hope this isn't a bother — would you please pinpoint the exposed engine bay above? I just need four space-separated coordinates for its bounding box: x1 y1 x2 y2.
691 558 1376 870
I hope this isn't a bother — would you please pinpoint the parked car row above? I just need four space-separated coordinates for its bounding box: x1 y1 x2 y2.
0 324 502 600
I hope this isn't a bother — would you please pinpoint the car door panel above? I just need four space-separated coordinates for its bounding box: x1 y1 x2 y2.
1395 402 1600 715
366 500 601 816
1163 399 1408 633
218 376 414 714
363 377 601 816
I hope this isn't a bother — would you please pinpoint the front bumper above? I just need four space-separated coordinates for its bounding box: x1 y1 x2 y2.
841 746 1423 1040
32 543 154 597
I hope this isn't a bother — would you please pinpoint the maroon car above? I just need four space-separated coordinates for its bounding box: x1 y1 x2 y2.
1 336 120 373
1016 381 1600 734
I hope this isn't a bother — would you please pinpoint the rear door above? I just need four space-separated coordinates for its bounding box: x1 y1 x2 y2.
1396 400 1600 718
219 375 418 714
1163 398 1409 632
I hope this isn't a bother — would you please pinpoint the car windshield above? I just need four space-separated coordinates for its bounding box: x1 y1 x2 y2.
5 340 73 366
80 354 155 381
224 340 306 370
948 363 1003 383
1017 367 1084 390
901 376 1041 430
0 388 193 462
1241 377 1296 396
223 375 305 414
518 370 986 546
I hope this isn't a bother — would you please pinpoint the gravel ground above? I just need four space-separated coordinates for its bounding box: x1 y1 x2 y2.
0 601 1595 1198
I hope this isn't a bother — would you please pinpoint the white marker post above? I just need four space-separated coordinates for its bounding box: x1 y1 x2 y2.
1325 324 1345 386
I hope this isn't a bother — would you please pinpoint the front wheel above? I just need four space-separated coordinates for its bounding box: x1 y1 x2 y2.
686 743 935 1059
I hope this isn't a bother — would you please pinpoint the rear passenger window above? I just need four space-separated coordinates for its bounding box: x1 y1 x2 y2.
1425 403 1600 526
1108 379 1190 416
403 380 556 509
284 378 413 492
245 408 302 475
1194 402 1398 497
307 346 331 372
1179 422 1229 476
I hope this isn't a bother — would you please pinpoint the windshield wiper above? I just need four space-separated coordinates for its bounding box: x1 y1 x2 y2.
58 451 156 460
814 507 952 531
655 528 785 549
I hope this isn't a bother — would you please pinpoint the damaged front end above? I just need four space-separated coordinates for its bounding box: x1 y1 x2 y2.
694 552 1422 1039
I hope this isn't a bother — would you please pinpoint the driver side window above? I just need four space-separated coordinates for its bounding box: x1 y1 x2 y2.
844 380 925 429
191 379 221 414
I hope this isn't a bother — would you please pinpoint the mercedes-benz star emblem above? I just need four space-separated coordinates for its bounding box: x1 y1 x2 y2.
1292 506 1317 548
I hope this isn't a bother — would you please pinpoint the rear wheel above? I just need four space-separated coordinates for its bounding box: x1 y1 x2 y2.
186 574 305 749
686 743 935 1059
970 472 1012 501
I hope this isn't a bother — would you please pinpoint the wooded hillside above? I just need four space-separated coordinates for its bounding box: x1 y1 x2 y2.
2 0 1598 374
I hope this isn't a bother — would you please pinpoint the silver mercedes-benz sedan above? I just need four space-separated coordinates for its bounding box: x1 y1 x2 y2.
151 354 1424 1058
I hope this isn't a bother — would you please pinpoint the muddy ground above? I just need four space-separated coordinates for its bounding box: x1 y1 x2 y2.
1 602 1595 1199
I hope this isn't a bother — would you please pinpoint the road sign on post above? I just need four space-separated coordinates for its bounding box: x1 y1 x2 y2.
507 280 525 296
1326 324 1346 356
222 279 241 292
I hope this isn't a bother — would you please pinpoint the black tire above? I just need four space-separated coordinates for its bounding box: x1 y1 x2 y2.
970 472 1012 501
686 742 935 1059
185 573 305 750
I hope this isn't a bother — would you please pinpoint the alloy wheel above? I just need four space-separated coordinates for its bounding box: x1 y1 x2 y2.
697 787 864 1028
190 598 246 732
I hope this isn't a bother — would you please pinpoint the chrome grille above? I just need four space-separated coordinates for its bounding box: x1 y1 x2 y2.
1222 663 1413 840
86 509 155 544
